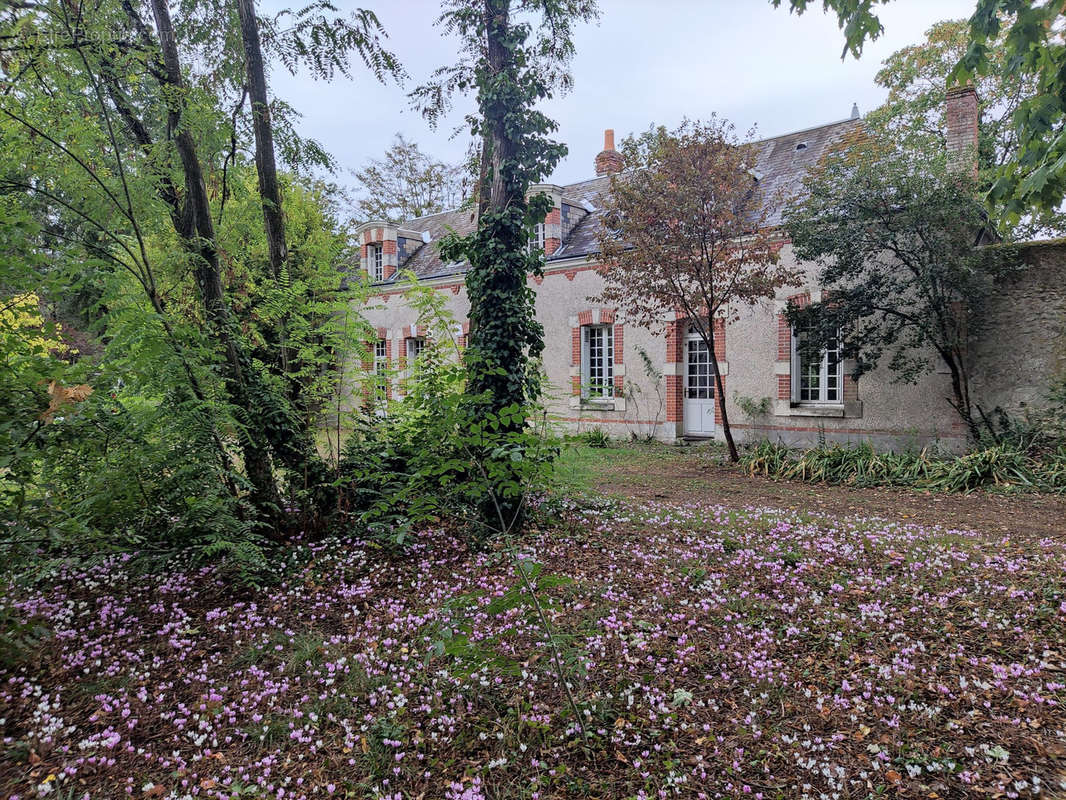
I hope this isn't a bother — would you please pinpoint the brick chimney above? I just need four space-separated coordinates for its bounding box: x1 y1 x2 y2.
945 86 979 178
594 129 624 176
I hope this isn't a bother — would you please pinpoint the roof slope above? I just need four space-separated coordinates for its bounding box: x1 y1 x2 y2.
376 116 860 284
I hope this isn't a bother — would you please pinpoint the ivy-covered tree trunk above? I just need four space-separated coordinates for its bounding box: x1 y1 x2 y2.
456 0 549 532
418 0 594 534
465 0 540 418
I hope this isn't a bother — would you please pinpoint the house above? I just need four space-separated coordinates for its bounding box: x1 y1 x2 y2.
350 89 1066 450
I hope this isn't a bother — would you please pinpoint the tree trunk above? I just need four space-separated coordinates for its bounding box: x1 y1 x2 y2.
467 0 525 420
943 349 980 442
705 316 739 462
462 0 537 535
237 0 295 389
149 0 279 512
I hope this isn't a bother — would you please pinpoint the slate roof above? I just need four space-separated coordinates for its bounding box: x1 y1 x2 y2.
374 115 861 285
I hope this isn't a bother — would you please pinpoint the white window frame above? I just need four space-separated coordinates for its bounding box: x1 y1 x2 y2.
368 244 384 282
580 324 614 400
527 222 545 255
791 322 843 405
405 337 425 378
684 326 715 401
372 339 389 412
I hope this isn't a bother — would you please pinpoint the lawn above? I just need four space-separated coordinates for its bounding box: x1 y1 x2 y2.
2 446 1065 799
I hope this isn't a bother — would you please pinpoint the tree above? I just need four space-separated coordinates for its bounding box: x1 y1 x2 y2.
352 134 471 223
412 0 598 531
866 19 1061 238
0 0 397 522
596 119 798 463
783 135 1021 440
772 1 1066 227
238 0 295 385
149 0 284 509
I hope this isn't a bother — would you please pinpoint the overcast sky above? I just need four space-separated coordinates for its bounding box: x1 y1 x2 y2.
263 0 976 197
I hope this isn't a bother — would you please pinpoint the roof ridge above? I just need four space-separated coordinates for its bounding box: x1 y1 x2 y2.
752 116 860 145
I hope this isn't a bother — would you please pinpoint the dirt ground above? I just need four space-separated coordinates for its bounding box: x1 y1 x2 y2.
583 446 1066 539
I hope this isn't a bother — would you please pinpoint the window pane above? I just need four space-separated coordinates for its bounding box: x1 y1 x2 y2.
794 320 843 404
583 325 614 398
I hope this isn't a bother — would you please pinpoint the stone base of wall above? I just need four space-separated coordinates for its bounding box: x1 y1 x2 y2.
734 424 968 454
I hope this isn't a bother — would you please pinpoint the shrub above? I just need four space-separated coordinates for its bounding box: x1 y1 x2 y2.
336 279 558 548
581 428 611 448
741 439 1066 493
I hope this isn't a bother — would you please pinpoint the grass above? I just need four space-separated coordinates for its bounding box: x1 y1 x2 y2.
553 438 724 496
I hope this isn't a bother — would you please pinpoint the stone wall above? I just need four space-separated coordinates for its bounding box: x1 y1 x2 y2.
969 241 1066 418
345 242 1066 451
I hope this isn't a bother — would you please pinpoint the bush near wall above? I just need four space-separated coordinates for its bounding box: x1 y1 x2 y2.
742 440 1066 493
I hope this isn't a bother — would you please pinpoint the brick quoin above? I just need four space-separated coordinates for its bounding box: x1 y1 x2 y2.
777 292 809 398
664 318 685 422
712 318 725 361
382 240 397 255
665 319 684 364
544 208 562 257
777 375 791 401
666 375 682 422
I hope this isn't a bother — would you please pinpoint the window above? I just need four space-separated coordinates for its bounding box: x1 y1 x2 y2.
581 324 614 399
792 321 842 404
527 222 544 255
368 244 384 281
405 337 425 376
372 339 389 409
685 329 714 400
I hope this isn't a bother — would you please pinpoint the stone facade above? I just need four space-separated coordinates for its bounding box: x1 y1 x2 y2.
346 102 1066 451
969 241 1066 417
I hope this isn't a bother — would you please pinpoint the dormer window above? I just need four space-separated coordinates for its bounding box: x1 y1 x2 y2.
527 222 544 256
368 244 384 281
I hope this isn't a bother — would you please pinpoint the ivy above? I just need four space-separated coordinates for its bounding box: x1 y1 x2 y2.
418 0 598 530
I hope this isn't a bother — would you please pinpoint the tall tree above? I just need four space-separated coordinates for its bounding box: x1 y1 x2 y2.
783 135 1021 439
413 0 598 530
352 134 471 223
150 0 282 508
772 0 1066 227
0 0 399 518
866 18 1060 238
238 0 293 382
596 119 798 463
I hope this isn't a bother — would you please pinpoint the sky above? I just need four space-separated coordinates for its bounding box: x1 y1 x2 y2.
263 0 977 198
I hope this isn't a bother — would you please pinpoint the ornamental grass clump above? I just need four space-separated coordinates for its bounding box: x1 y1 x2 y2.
742 440 1066 493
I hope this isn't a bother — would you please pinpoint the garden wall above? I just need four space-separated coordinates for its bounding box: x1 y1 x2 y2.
969 241 1066 419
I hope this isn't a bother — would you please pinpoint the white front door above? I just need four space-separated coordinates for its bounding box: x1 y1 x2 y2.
683 330 716 437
